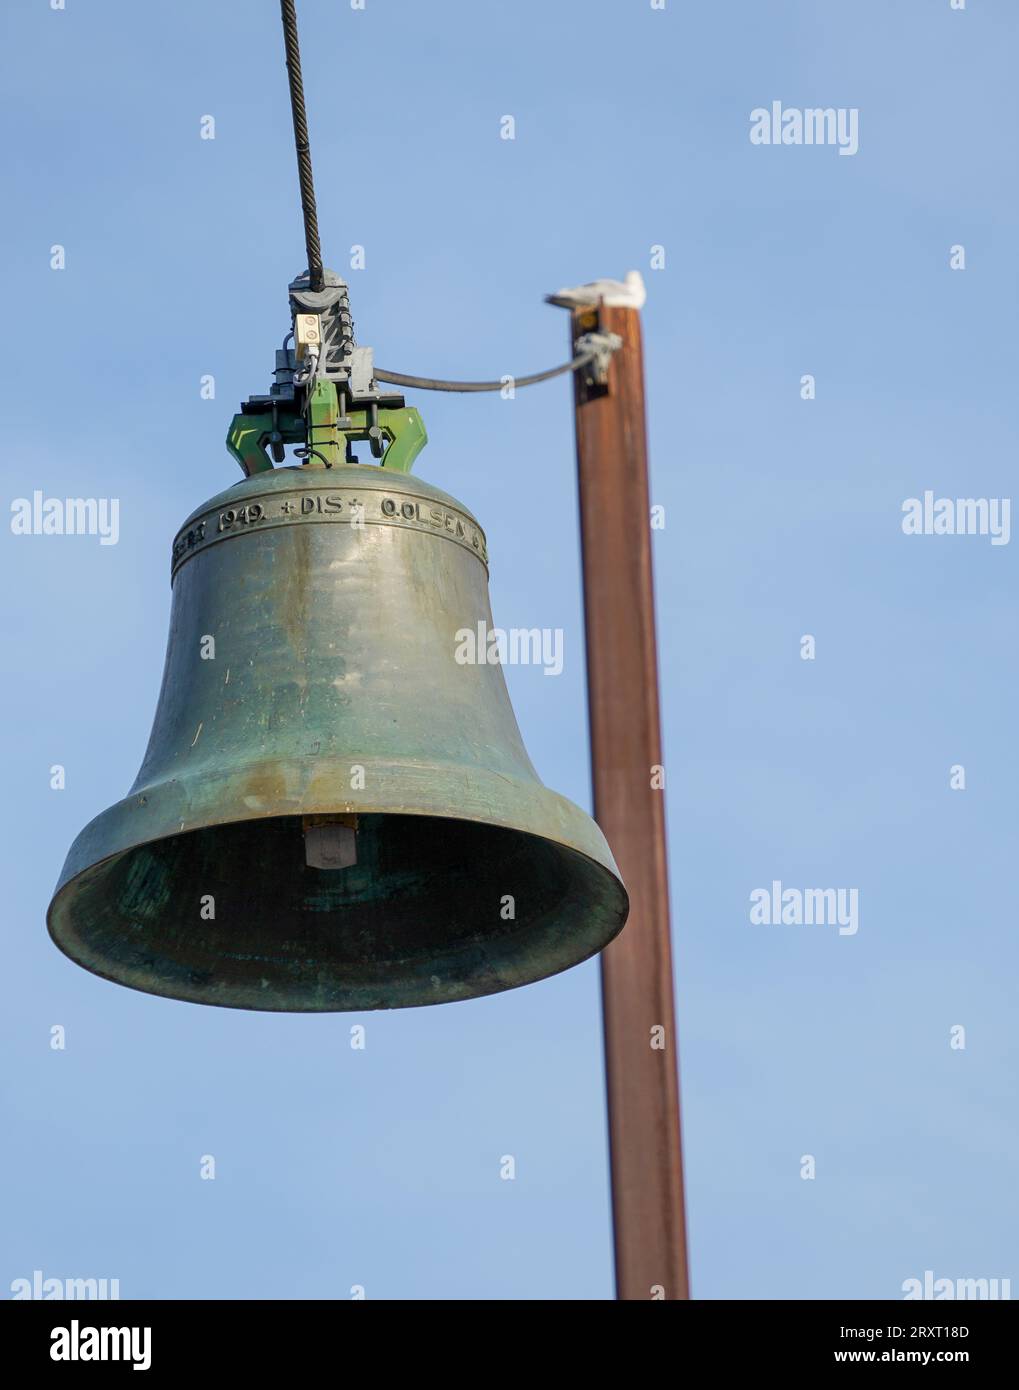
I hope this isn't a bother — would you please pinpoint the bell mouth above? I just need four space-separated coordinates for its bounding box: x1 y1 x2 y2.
47 813 628 1011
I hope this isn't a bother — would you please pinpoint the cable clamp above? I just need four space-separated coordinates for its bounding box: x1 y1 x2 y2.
575 331 623 387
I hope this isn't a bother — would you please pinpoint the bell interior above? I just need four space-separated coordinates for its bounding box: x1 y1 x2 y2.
50 813 625 1011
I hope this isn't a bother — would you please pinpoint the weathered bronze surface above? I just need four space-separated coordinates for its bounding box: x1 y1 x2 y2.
48 465 628 1011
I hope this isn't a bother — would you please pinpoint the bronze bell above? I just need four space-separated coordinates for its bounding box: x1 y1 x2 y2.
47 458 628 1010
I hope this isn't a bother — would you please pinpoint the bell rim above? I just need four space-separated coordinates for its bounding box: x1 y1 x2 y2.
47 807 629 1013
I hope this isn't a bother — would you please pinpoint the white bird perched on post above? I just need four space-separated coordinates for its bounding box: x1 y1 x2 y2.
544 269 647 310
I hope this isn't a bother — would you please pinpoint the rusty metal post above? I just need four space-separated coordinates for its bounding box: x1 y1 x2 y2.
570 301 690 1300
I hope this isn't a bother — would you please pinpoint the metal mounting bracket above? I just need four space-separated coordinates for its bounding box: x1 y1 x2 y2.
575 331 624 388
226 402 428 477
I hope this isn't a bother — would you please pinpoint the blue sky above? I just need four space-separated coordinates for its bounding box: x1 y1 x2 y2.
1 0 1016 1299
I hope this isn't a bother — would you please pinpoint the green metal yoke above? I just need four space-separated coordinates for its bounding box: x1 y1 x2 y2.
226 383 428 478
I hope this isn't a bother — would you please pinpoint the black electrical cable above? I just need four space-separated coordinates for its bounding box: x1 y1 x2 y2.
280 0 324 292
373 350 598 393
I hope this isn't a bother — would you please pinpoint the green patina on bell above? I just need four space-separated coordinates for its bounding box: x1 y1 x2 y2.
48 454 627 1011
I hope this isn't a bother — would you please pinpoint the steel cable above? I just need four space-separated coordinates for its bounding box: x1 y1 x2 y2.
280 0 324 292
